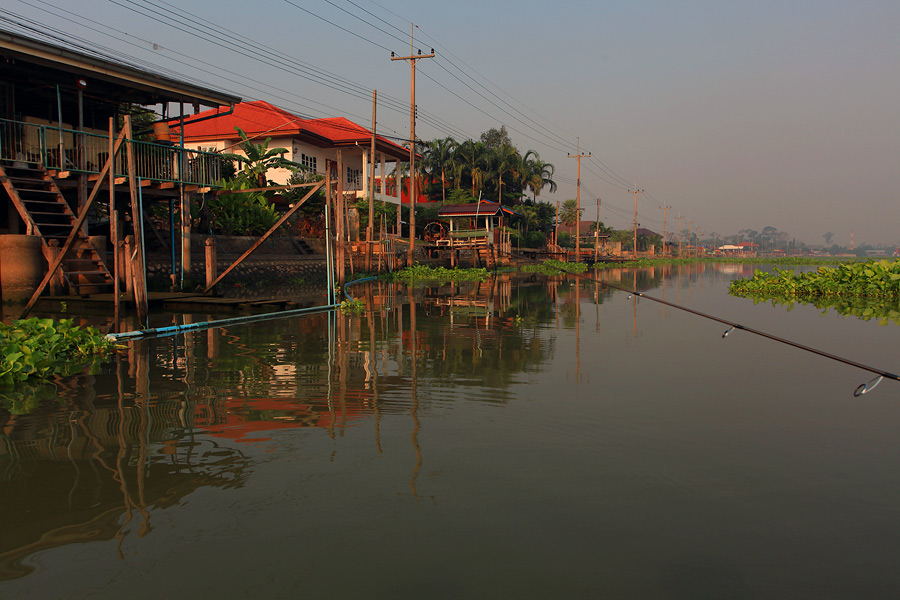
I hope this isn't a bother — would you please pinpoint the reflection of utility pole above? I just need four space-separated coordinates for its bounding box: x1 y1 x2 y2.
629 188 644 257
568 139 590 261
659 204 671 256
391 24 434 264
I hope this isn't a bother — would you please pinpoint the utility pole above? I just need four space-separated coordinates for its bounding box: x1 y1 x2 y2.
659 204 671 256
391 24 434 264
367 89 377 272
688 221 694 256
629 187 643 257
594 197 601 263
555 200 560 248
676 214 684 257
568 139 590 261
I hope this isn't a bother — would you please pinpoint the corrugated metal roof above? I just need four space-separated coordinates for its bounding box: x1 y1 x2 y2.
176 101 408 160
437 201 520 217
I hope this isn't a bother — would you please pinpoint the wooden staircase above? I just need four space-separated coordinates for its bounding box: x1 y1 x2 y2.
0 162 113 295
476 246 497 268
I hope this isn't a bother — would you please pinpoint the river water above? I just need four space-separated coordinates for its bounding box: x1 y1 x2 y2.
2 263 900 599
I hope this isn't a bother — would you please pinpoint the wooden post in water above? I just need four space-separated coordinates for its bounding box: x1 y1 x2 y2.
123 115 149 327
205 237 217 288
108 119 120 330
124 236 134 297
47 240 62 296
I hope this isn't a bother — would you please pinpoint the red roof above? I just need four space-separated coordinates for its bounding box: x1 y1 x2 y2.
175 100 408 160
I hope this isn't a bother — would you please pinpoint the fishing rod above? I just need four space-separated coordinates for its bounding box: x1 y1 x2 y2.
503 250 898 396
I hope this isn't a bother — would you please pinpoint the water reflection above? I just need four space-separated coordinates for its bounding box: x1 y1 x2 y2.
1 275 565 580
735 291 900 326
5 262 878 593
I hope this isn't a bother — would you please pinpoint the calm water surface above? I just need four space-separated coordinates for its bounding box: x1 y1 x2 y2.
2 263 900 599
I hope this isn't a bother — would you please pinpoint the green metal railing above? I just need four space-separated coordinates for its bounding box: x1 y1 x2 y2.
0 118 223 187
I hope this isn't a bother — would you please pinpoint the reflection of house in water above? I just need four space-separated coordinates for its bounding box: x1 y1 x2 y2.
0 391 252 581
198 394 373 443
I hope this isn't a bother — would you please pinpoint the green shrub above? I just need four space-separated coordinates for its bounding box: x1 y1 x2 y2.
384 264 490 282
204 179 280 235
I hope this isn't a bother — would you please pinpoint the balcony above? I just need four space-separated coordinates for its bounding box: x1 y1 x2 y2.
0 118 223 188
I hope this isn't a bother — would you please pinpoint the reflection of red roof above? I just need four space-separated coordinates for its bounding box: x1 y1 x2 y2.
176 100 408 160
200 394 370 443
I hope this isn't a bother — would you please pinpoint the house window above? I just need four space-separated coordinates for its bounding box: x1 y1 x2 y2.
347 167 361 187
301 153 317 172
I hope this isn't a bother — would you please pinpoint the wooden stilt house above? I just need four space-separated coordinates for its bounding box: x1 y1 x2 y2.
0 28 239 302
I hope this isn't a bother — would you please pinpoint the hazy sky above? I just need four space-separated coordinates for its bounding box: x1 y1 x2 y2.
6 0 898 245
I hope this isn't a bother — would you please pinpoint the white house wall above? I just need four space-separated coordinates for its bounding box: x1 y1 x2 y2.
185 136 369 188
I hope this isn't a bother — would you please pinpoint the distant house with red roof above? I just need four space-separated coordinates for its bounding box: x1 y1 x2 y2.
175 101 409 196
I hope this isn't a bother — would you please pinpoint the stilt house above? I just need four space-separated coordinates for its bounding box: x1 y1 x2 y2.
0 28 239 297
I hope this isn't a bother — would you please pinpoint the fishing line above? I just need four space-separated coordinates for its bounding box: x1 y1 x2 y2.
503 250 900 394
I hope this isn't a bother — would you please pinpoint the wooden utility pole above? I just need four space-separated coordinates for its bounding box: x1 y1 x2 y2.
555 200 560 248
594 197 601 263
391 25 434 264
629 188 643 257
368 90 377 272
336 152 346 287
688 221 694 256
568 140 590 261
659 204 671 256
676 214 684 257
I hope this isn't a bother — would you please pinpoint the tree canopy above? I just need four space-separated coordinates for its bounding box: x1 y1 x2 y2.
417 129 556 206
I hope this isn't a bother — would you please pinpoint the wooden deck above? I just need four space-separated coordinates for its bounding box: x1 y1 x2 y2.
34 292 306 315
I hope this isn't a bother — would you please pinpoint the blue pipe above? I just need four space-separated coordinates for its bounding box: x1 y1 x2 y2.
343 276 379 301
107 302 340 341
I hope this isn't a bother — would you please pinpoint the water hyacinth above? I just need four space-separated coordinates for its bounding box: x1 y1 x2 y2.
384 264 490 282
0 317 118 384
729 259 900 300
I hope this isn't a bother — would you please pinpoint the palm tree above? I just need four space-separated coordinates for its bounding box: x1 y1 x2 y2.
454 139 486 197
421 136 457 203
559 199 582 226
520 150 557 201
488 143 520 204
519 205 541 239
